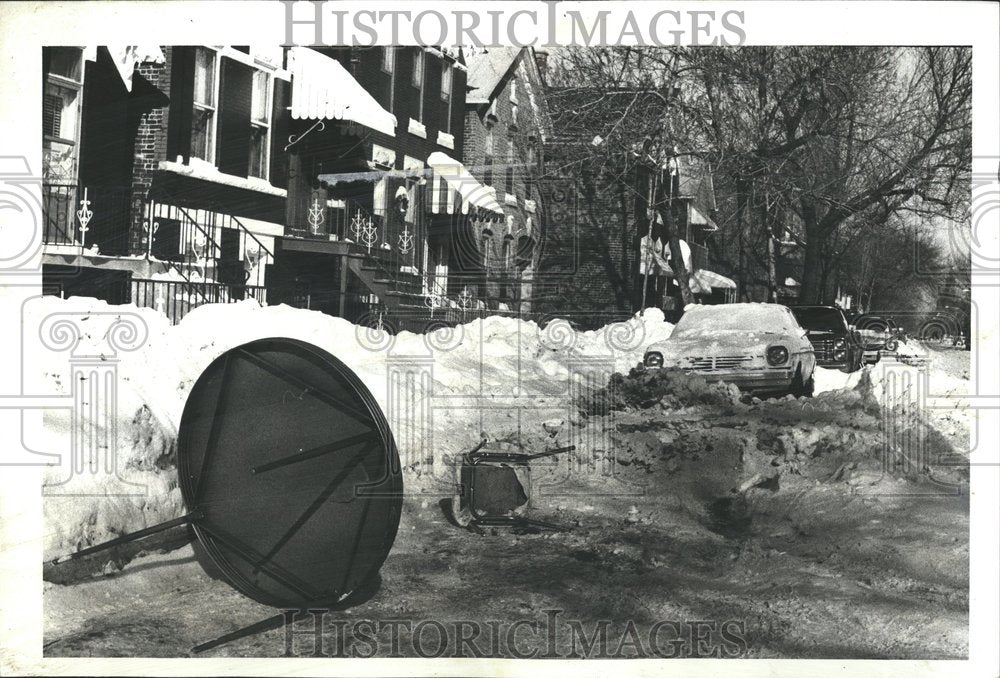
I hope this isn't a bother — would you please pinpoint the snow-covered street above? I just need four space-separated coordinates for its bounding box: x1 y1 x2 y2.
35 298 970 658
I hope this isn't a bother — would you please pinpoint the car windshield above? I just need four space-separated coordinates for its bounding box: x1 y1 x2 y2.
790 307 846 333
856 316 895 332
671 304 796 337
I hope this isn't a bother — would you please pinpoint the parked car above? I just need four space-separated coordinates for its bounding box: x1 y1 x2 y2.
853 314 903 345
849 314 900 362
788 305 863 373
642 303 817 397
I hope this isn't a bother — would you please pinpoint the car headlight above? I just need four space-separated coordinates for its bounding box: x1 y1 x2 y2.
766 345 789 366
644 351 664 368
833 338 847 360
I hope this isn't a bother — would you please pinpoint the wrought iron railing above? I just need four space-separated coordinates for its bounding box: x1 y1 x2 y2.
226 212 276 289
42 183 81 246
343 293 387 326
131 278 266 325
144 199 276 290
323 197 426 274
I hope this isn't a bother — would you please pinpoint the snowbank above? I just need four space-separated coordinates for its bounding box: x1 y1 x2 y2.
31 298 673 560
814 366 867 395
32 295 969 570
896 339 927 358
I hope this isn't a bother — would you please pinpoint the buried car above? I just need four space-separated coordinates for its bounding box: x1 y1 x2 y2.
643 302 817 397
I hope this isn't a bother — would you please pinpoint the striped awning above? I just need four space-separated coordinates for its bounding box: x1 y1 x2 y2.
289 47 397 137
692 268 737 290
688 203 718 232
427 152 504 214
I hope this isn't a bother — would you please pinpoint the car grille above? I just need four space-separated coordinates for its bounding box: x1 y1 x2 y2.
685 356 753 371
809 338 835 361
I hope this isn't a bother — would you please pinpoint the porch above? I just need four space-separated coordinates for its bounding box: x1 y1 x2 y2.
40 180 516 329
41 180 276 324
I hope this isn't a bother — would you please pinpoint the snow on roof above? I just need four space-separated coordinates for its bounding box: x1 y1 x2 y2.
465 47 521 105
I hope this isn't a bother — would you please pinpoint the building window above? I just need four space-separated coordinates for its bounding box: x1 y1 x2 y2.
383 46 397 114
482 232 493 270
412 50 423 87
483 128 494 187
412 50 424 121
509 77 520 129
191 47 218 163
505 139 515 195
42 47 84 183
249 69 270 179
441 61 452 101
441 61 452 132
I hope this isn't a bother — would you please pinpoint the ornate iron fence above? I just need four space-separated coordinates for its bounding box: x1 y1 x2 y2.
131 278 266 325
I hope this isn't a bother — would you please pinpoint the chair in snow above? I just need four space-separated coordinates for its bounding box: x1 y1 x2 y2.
450 439 575 531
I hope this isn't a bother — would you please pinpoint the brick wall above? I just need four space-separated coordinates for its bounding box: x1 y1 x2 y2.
128 54 171 254
326 47 466 166
125 47 470 259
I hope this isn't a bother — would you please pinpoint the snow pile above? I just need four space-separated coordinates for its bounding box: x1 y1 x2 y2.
25 297 182 562
32 294 969 572
31 297 672 562
577 368 742 416
896 339 926 358
814 365 868 395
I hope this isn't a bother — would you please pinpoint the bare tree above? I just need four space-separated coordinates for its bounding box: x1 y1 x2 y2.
682 46 971 303
545 46 971 311
546 48 698 312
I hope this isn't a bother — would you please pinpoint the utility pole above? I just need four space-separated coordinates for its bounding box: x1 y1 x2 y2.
763 193 779 303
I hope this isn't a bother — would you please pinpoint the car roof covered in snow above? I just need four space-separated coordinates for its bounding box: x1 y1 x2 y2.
672 303 799 335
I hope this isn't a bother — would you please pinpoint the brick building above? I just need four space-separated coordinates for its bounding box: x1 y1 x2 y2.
460 47 552 314
40 45 509 329
265 45 496 329
43 45 289 319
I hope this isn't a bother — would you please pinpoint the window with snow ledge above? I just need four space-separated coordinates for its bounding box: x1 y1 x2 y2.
436 130 454 149
408 118 427 139
504 192 518 206
524 199 536 214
